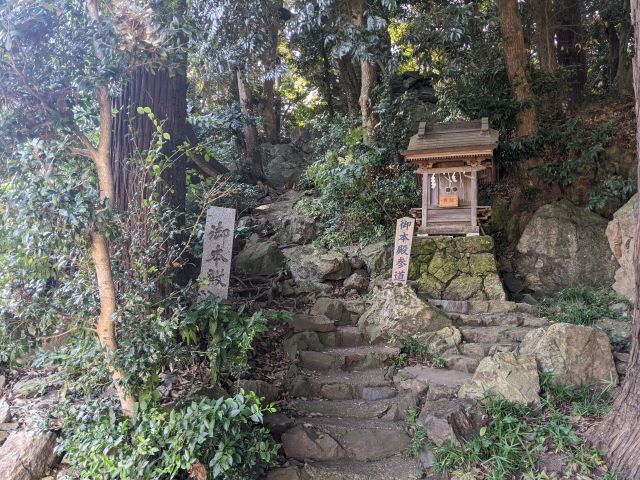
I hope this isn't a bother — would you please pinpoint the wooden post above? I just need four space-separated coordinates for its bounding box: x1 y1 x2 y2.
471 170 478 227
421 171 429 229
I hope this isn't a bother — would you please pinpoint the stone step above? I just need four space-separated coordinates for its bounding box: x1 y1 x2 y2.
461 342 517 358
303 369 396 400
319 326 365 348
291 314 336 333
289 394 417 421
282 417 411 462
443 354 480 373
298 345 400 371
393 365 471 400
302 457 424 480
458 325 533 344
453 312 549 328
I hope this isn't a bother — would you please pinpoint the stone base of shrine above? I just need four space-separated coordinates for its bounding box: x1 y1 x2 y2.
408 235 506 301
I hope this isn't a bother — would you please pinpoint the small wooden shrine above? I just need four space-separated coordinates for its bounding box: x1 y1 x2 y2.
401 118 499 236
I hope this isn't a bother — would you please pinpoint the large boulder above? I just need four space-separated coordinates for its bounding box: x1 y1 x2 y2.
519 323 618 386
283 245 351 282
235 234 287 276
358 286 454 346
606 194 637 302
514 200 617 295
260 143 308 188
459 352 541 405
276 214 319 245
360 241 394 277
0 431 57 480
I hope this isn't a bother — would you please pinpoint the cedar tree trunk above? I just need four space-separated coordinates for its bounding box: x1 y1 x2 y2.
236 68 264 179
529 0 557 72
555 0 586 107
590 1 640 476
497 0 537 137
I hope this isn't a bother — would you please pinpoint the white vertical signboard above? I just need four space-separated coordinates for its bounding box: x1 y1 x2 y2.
391 216 415 285
199 206 236 300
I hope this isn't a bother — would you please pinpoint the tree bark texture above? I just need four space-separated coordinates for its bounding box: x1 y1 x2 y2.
529 0 557 72
257 0 282 143
555 0 587 107
236 69 264 179
110 66 188 213
337 54 361 116
352 0 379 144
590 1 640 476
497 0 537 137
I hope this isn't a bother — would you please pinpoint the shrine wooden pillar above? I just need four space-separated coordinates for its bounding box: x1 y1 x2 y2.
421 170 429 228
470 169 478 227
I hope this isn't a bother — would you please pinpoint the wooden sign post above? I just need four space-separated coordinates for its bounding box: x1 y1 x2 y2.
391 216 415 285
199 206 236 300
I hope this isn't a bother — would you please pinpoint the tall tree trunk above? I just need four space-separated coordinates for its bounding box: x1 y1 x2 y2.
337 54 361 116
86 0 135 417
352 0 379 144
321 35 336 118
614 0 634 95
497 0 537 137
257 0 281 143
237 68 264 179
555 0 587 107
110 67 188 213
590 1 640 475
529 0 557 72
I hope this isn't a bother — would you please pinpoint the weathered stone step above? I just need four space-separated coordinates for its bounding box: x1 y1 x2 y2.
442 354 480 373
302 457 424 480
289 394 417 421
459 325 533 344
291 314 336 333
461 342 517 358
393 365 471 400
282 417 411 462
298 345 400 371
319 326 365 348
303 369 396 400
452 311 549 328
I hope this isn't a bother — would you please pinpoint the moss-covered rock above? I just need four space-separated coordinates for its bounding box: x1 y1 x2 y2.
454 236 494 254
468 253 497 275
445 275 483 300
415 273 445 299
428 251 459 284
483 274 507 300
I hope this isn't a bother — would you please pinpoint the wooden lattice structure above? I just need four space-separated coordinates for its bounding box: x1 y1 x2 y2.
401 118 499 236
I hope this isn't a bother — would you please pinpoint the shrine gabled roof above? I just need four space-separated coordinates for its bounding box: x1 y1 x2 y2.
402 118 499 159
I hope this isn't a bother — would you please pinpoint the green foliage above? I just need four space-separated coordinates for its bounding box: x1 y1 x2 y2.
588 175 637 211
181 298 268 384
540 371 616 418
59 392 279 480
391 336 447 368
529 117 615 188
303 113 418 246
537 286 631 326
433 393 608 479
405 426 429 458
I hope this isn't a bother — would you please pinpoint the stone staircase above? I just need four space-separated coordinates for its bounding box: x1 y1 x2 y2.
268 300 550 480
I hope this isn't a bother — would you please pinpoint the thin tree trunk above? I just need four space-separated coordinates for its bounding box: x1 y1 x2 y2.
237 68 264 179
590 1 640 475
257 1 281 143
555 0 586 107
614 0 634 95
337 54 361 116
93 87 136 417
529 0 557 72
321 35 336 118
352 0 378 144
497 0 537 137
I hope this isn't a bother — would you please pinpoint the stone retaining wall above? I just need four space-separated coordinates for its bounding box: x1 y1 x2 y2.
409 236 506 301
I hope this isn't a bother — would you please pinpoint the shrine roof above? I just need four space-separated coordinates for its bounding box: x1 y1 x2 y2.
402 118 499 160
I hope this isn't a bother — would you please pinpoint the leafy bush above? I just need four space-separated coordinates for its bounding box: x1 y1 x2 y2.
588 175 637 211
303 114 418 247
60 392 278 480
537 285 631 326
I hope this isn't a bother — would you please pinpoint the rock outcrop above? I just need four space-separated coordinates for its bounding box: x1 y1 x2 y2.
235 234 287 276
514 200 617 295
409 236 506 301
260 143 309 188
283 245 351 282
0 431 57 480
519 323 618 386
606 194 637 302
459 352 541 405
358 286 454 347
360 241 394 277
